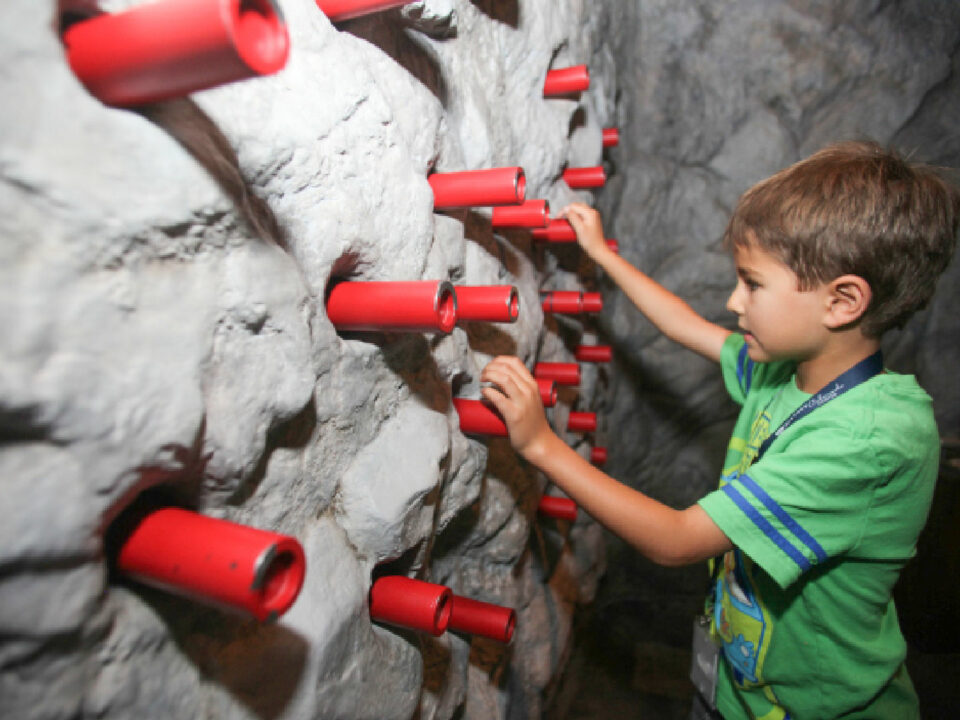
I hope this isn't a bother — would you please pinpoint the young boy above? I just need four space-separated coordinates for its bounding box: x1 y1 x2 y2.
480 142 959 719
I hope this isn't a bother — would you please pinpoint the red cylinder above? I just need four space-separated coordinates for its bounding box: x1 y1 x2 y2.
575 345 612 363
316 0 410 21
605 238 620 254
590 447 608 466
543 65 590 97
531 219 577 243
326 280 457 334
369 576 452 636
491 200 550 229
454 286 519 324
449 595 517 644
567 412 597 433
429 167 526 209
602 128 620 148
537 378 558 407
582 292 603 313
563 167 607 190
538 496 578 522
63 0 289 108
534 362 581 387
541 291 583 315
115 507 305 622
453 398 507 437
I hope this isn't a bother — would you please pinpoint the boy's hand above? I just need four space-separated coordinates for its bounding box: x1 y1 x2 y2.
480 356 554 461
560 202 609 260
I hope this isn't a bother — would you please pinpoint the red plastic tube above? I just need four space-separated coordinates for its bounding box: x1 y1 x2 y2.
531 219 577 243
563 167 607 190
567 412 597 433
543 65 590 97
582 292 603 313
326 280 457 334
575 345 612 363
453 398 507 437
602 128 620 148
316 0 410 22
455 286 519 324
449 595 517 644
534 362 581 387
541 291 583 315
491 200 550 229
538 496 578 522
537 378 558 408
590 447 608 466
605 238 620 254
429 167 526 209
115 507 305 622
63 0 290 108
369 576 452 636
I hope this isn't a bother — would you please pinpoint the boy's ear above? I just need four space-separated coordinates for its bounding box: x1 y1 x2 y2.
824 274 872 329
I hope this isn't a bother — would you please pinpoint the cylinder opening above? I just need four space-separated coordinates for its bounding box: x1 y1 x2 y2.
259 543 305 614
503 610 517 643
507 288 520 321
234 0 289 74
515 170 527 203
436 283 457 333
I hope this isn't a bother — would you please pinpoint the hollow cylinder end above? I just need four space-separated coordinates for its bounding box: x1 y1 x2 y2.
507 287 520 322
253 536 306 620
433 587 453 635
435 281 458 333
232 0 290 75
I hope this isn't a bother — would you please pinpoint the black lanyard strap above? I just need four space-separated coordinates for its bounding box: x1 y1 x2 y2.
752 350 884 465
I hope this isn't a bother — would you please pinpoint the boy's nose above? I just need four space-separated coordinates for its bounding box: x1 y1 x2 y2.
726 281 744 315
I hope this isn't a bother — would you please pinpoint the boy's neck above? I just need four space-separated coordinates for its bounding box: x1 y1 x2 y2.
795 334 882 394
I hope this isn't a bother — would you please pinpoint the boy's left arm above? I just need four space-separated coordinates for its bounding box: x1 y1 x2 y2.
481 356 732 566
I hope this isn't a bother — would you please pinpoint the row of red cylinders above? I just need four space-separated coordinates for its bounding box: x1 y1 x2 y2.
541 291 604 315
369 576 516 643
454 398 597 435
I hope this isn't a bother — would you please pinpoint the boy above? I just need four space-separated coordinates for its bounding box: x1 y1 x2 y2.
480 142 959 719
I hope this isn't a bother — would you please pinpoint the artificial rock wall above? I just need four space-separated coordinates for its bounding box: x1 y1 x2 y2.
0 1 624 718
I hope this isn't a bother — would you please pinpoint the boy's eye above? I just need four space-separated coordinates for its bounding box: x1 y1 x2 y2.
746 279 760 290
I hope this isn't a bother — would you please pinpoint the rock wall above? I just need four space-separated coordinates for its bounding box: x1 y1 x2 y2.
590 0 960 658
0 1 623 718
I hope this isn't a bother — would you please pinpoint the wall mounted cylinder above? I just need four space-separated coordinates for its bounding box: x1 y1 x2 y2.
534 362 580 387
326 280 457 334
563 167 607 190
538 496 578 522
453 398 507 437
567 412 597 433
454 285 520 324
590 447 608 466
63 0 290 107
316 0 409 22
491 200 550 229
369 576 452 636
537 378 558 407
531 219 577 243
541 291 584 315
602 128 620 148
543 65 590 97
114 507 305 622
605 239 620 254
449 595 517 644
582 292 603 313
429 167 526 209
575 345 612 363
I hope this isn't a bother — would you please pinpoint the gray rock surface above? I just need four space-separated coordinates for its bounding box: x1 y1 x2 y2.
1 1 615 718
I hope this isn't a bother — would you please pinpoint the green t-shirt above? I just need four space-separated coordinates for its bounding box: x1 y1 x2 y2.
698 333 938 720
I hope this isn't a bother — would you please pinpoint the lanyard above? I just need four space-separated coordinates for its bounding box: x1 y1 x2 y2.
751 350 884 466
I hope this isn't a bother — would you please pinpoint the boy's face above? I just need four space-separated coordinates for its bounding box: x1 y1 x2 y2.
726 238 830 364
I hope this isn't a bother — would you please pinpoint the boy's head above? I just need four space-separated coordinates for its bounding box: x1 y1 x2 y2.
723 141 960 337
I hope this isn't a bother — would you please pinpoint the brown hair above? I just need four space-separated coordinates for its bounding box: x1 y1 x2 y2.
724 141 960 337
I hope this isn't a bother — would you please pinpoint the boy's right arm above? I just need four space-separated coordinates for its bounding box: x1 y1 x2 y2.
562 203 730 363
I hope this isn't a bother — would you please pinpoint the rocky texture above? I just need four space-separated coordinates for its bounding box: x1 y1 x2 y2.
587 0 960 667
0 1 616 718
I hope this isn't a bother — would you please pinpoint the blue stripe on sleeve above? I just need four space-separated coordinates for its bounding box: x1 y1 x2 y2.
721 484 811 572
737 475 828 564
